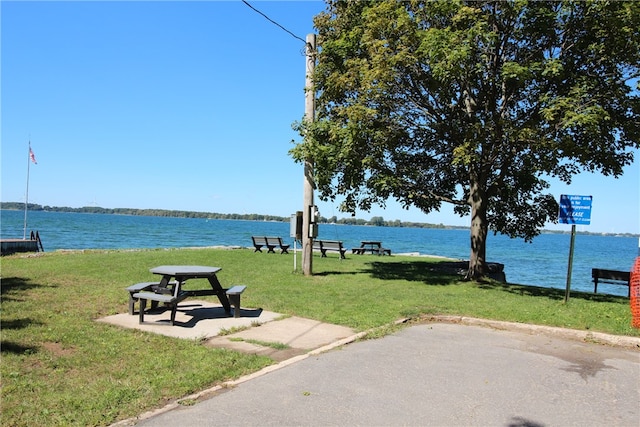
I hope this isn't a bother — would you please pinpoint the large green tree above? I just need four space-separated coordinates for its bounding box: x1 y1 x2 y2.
291 0 640 279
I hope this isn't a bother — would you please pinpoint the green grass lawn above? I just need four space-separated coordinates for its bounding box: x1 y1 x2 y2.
1 247 637 426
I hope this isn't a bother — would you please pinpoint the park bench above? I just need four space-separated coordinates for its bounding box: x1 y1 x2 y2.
251 236 274 253
592 268 631 297
265 236 290 254
252 236 289 253
313 240 347 259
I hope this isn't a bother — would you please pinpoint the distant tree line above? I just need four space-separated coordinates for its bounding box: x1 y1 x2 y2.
322 215 455 229
3 202 636 237
1 202 286 223
0 202 463 229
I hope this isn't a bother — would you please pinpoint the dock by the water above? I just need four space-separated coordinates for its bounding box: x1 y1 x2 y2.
1 231 44 255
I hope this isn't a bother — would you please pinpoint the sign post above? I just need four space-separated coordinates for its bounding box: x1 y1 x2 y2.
558 195 592 303
290 212 303 272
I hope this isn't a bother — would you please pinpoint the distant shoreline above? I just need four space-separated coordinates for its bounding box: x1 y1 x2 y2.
1 203 638 238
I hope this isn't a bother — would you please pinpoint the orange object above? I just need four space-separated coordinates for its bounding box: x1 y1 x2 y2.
631 257 640 328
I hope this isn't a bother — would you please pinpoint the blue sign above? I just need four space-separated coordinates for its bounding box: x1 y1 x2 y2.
558 194 592 225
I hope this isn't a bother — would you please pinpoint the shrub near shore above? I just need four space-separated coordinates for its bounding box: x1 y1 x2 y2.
1 248 636 426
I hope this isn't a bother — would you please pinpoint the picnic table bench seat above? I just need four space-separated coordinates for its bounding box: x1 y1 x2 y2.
313 240 347 259
126 281 177 315
226 285 247 318
133 290 189 325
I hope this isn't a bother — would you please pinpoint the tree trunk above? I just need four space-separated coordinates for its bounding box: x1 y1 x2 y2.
466 181 488 280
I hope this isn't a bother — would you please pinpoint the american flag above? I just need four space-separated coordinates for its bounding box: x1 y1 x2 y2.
29 147 37 164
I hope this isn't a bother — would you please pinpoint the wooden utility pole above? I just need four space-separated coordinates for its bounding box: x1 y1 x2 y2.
302 34 316 276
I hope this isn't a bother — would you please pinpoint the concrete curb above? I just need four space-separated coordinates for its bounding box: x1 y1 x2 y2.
424 315 640 350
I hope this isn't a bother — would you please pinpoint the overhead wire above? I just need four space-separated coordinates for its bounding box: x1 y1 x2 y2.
241 0 307 45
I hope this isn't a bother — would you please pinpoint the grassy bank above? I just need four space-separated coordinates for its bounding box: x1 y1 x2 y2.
1 247 637 426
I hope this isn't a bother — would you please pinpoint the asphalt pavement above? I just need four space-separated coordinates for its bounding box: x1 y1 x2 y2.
117 319 640 427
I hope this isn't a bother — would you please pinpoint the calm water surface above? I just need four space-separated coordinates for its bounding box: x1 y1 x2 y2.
2 209 637 296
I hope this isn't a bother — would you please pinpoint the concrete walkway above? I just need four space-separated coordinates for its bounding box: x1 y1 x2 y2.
98 300 356 359
106 304 640 426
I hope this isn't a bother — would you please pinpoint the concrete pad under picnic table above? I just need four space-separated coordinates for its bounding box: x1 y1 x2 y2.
98 302 357 358
97 300 282 340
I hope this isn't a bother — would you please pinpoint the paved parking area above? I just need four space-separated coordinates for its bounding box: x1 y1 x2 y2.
131 322 640 426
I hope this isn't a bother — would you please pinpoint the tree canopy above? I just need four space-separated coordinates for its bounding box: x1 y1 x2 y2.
291 0 640 279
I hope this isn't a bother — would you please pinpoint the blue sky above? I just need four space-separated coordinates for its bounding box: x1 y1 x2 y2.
2 1 638 234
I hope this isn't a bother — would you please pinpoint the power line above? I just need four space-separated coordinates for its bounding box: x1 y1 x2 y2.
241 0 307 45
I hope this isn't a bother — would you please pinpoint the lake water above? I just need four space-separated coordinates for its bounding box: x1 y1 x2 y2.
2 209 637 296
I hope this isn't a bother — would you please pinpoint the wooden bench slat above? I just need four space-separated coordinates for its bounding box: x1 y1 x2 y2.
132 291 188 304
126 282 159 292
226 285 247 295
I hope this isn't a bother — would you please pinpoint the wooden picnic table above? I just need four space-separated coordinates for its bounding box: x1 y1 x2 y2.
128 265 248 324
128 265 242 325
149 265 232 313
353 241 391 255
360 241 382 254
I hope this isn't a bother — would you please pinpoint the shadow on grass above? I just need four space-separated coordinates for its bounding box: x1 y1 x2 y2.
315 259 630 304
477 280 629 304
367 260 465 286
1 277 50 334
1 318 42 330
351 259 630 304
313 270 360 277
1 276 53 301
1 341 39 355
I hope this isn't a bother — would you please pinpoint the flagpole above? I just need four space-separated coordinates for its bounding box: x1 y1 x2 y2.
23 141 31 239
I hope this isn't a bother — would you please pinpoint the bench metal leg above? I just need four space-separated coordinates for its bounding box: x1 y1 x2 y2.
228 294 241 318
129 295 159 315
138 298 147 324
129 294 136 315
138 298 179 325
169 305 178 326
